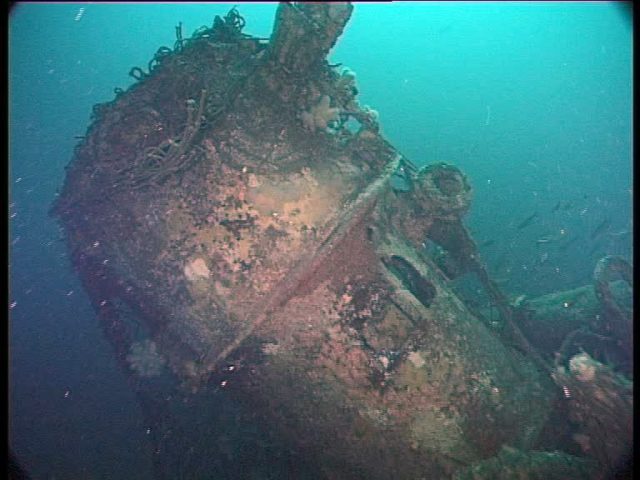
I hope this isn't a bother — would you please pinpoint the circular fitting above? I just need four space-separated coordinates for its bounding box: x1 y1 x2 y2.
414 163 472 217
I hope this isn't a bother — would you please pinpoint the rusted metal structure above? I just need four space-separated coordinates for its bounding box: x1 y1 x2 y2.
52 4 632 479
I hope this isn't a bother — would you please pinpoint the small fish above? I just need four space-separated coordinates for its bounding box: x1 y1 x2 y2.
74 6 85 22
511 294 527 308
590 218 611 240
535 234 553 245
562 202 574 211
517 212 538 230
551 201 562 212
480 239 496 248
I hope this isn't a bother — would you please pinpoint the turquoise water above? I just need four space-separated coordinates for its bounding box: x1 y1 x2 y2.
9 3 632 478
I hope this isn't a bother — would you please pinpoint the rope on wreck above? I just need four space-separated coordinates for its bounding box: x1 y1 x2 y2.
123 89 208 187
472 256 554 375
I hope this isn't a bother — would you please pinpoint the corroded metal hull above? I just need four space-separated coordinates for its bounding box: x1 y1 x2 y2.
53 4 629 479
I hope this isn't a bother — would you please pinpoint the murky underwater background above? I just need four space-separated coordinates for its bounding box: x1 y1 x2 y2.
9 3 632 479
